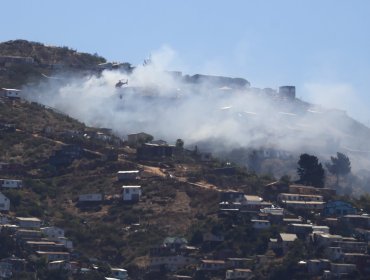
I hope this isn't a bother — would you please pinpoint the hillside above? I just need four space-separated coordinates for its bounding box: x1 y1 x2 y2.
0 40 106 87
2 40 370 280
0 96 274 273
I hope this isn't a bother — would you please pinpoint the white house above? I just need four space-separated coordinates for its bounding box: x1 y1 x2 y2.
260 206 284 215
41 226 65 239
242 195 263 205
0 192 10 211
0 179 22 189
78 193 103 202
278 193 325 211
0 88 21 99
41 226 73 249
278 193 323 202
122 186 141 202
57 237 73 250
16 217 41 228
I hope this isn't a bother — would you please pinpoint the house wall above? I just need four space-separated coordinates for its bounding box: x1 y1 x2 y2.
333 241 368 254
278 193 323 202
6 91 21 99
18 220 41 229
122 187 141 201
330 263 356 275
117 171 139 181
284 201 325 211
127 133 152 146
226 269 252 279
323 201 357 216
57 237 73 250
199 261 225 271
42 227 65 238
0 179 22 189
37 252 70 262
252 220 271 230
78 194 103 202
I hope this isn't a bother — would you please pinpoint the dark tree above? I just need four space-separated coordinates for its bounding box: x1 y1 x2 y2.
297 153 325 188
326 152 351 186
175 138 184 149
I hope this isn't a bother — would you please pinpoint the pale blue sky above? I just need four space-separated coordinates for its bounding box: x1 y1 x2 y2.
1 0 370 122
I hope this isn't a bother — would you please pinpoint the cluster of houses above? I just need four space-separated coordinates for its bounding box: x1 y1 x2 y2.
0 216 72 276
0 172 140 278
0 215 128 279
148 236 253 280
126 132 178 160
142 181 368 279
216 182 370 279
0 178 23 211
78 170 142 206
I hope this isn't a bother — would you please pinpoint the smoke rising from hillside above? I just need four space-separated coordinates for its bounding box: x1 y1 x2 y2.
25 48 370 176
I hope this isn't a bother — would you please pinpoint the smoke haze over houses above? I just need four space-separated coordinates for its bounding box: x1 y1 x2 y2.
24 47 370 176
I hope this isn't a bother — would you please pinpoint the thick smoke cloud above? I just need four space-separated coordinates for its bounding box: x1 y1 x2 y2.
25 48 370 175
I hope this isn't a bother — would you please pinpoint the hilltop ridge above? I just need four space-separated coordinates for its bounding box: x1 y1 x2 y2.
0 39 105 67
2 39 370 181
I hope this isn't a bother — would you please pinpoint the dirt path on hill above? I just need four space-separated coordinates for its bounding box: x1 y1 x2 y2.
187 180 222 192
137 162 222 192
138 165 166 177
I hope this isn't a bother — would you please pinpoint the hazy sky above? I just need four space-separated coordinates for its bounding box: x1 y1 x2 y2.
1 0 370 123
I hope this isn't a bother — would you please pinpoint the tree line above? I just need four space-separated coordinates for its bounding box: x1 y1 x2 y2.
297 152 351 188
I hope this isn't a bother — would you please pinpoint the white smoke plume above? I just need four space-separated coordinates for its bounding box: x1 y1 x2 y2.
24 47 370 176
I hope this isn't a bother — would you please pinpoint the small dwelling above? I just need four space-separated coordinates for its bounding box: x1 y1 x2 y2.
0 88 22 99
0 179 22 189
16 217 41 229
198 260 226 271
251 219 271 230
78 193 103 203
36 251 70 262
117 170 140 181
323 200 357 217
41 226 65 239
122 186 141 202
111 268 128 280
0 192 10 211
278 233 298 254
127 132 153 147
